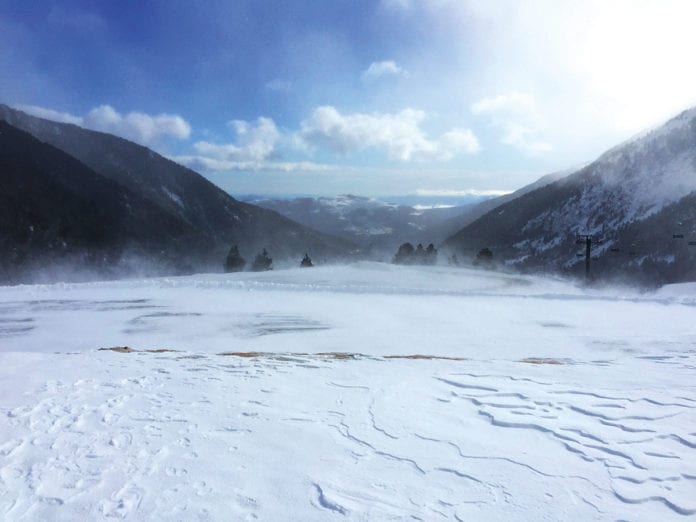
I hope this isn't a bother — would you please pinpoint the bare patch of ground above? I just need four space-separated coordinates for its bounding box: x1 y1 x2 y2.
219 352 265 358
316 352 359 360
100 348 473 362
99 346 178 354
384 354 467 361
519 357 564 365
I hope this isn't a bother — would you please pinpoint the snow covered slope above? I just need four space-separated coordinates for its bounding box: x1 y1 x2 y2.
1 263 694 520
446 107 696 284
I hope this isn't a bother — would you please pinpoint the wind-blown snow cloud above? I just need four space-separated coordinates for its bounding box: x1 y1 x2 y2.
18 104 191 145
361 60 408 81
298 106 479 161
17 105 82 125
471 92 551 156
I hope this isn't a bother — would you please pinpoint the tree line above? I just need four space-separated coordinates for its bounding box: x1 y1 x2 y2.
224 245 314 272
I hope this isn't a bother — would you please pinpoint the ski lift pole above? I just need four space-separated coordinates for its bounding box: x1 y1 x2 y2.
576 234 593 281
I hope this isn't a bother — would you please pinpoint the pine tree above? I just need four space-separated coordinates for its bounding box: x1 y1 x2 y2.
393 242 415 264
425 243 437 265
473 247 494 267
224 245 246 272
251 248 273 271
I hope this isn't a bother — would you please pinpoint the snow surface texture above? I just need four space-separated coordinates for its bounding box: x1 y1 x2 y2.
1 263 695 520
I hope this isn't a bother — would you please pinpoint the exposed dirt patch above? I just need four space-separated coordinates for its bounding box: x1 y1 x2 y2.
384 354 467 361
519 357 564 365
99 348 471 363
316 352 359 360
99 346 136 353
218 351 360 360
99 346 177 354
219 352 264 358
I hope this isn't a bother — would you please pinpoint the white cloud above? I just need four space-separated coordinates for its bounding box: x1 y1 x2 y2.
16 104 82 125
17 103 191 145
173 155 336 173
471 92 551 156
499 123 552 155
193 117 280 162
298 105 479 161
437 129 481 160
471 92 538 118
361 60 408 81
414 188 513 197
178 116 339 173
265 78 292 92
84 105 191 143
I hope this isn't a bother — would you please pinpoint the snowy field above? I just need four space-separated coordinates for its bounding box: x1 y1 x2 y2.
0 263 695 520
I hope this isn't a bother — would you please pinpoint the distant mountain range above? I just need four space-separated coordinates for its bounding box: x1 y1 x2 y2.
244 194 477 257
243 178 583 258
445 107 696 285
3 101 696 286
0 104 355 283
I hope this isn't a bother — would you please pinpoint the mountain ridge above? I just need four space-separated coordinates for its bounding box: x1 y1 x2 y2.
445 106 696 284
0 104 356 276
0 121 205 282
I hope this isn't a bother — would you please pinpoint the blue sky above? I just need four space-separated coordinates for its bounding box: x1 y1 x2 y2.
2 0 696 196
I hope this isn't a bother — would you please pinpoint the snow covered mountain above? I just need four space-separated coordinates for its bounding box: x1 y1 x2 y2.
434 170 573 240
445 107 696 284
0 105 355 281
246 194 467 255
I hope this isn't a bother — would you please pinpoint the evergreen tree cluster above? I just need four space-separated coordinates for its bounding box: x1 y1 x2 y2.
223 245 273 272
251 249 273 272
392 242 438 265
473 247 494 268
224 246 316 272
